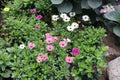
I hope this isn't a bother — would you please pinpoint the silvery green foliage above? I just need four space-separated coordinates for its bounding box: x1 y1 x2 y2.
50 0 102 13
104 6 120 37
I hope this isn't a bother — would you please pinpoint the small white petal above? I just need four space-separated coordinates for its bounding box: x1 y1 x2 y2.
82 15 90 21
63 38 71 42
52 15 59 21
19 44 25 49
69 12 76 17
60 13 67 18
71 22 79 29
67 26 74 31
63 16 70 22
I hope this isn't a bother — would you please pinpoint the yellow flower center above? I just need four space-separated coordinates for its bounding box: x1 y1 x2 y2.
3 7 10 12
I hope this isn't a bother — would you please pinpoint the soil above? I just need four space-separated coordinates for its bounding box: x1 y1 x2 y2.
103 31 120 62
99 31 120 80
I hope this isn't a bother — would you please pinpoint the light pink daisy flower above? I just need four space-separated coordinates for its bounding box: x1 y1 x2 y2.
45 33 53 39
36 57 43 63
65 56 73 63
42 54 48 61
45 37 54 44
36 14 43 20
59 41 68 48
35 26 40 30
30 8 36 14
28 42 35 49
46 45 54 51
53 36 59 42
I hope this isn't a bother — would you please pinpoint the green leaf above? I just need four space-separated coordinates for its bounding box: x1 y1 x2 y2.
72 2 82 14
104 21 119 32
51 0 63 4
81 0 90 9
0 61 3 64
104 6 120 22
87 0 102 9
113 26 120 37
1 72 10 78
57 2 73 13
74 77 82 80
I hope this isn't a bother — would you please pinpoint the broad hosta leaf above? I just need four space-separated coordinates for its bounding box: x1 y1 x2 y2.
57 2 73 13
72 2 82 14
81 0 90 9
104 21 119 32
73 0 81 3
51 0 63 4
113 26 120 37
87 0 102 9
104 6 120 22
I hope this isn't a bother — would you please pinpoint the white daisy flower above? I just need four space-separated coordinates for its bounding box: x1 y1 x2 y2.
82 15 90 21
63 38 71 42
67 26 74 31
52 15 59 21
63 16 70 22
19 44 25 49
71 22 79 29
60 13 67 18
69 12 76 17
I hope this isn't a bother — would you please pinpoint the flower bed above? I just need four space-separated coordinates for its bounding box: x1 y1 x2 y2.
0 0 109 80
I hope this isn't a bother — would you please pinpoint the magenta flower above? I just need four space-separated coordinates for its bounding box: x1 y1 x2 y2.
59 41 67 48
65 56 73 63
28 42 35 49
37 14 43 20
46 45 54 51
93 66 97 71
30 8 36 14
72 48 80 55
45 37 54 44
35 26 40 30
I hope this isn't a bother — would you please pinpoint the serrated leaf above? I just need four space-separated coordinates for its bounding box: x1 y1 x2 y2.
87 0 102 9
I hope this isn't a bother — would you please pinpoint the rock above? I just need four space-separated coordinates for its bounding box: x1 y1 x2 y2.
108 57 120 80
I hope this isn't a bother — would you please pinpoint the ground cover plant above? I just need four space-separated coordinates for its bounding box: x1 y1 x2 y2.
0 0 109 80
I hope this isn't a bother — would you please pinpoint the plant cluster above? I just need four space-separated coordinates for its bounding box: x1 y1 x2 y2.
51 0 120 44
0 0 109 80
100 5 120 44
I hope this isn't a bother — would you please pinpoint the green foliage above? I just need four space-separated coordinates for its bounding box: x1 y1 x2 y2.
2 14 51 44
50 0 103 13
0 38 12 79
104 6 120 22
0 0 108 80
2 0 52 17
103 6 120 40
71 27 107 80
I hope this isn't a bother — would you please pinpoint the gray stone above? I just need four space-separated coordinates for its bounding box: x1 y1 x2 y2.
108 57 120 80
